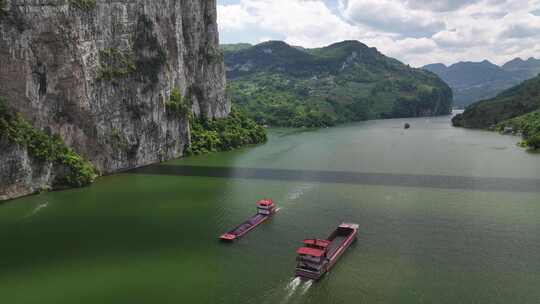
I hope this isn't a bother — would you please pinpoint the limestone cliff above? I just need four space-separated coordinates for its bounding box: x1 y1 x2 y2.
0 0 228 200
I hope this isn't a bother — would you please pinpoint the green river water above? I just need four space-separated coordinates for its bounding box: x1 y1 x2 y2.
1 114 539 304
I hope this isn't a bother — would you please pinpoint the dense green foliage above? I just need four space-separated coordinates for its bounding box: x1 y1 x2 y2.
453 74 540 151
0 98 97 187
527 133 540 150
496 110 540 150
165 88 191 117
186 109 267 155
225 41 452 127
424 58 540 108
69 0 97 10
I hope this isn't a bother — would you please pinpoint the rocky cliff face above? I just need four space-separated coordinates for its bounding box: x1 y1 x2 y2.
0 0 228 201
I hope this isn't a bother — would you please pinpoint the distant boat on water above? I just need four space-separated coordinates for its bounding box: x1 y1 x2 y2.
220 199 277 241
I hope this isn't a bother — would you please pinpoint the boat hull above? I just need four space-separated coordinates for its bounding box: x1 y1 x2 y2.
219 204 277 241
220 214 271 241
295 224 358 280
295 268 325 280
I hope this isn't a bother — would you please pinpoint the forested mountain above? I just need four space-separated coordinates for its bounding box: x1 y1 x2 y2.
221 43 252 56
225 40 452 127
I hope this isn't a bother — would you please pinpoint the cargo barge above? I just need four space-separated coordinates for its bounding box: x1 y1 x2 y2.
220 199 277 241
295 223 358 280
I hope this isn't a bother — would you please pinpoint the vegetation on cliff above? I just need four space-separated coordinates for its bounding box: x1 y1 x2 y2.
96 16 167 90
0 98 97 187
186 108 267 155
96 48 136 81
0 0 6 16
166 88 192 118
0 93 263 193
69 0 97 11
0 1 226 202
452 74 540 150
225 40 452 128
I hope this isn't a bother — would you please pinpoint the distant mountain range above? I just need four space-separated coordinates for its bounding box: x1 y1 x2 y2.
222 41 452 127
423 58 540 108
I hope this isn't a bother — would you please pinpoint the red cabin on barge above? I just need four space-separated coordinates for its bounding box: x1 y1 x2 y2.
295 223 358 280
220 199 277 241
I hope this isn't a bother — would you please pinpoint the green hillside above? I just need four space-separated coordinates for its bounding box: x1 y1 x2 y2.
452 74 540 150
220 43 252 56
225 41 452 127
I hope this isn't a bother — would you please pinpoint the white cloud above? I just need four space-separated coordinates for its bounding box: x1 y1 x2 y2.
499 12 540 38
432 26 492 48
218 0 371 47
217 0 540 67
217 4 256 31
342 0 446 37
393 38 439 54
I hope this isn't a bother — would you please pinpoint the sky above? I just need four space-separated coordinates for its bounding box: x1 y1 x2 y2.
217 0 540 67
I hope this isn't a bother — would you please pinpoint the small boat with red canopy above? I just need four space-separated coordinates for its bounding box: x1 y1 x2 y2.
295 223 358 280
220 199 277 241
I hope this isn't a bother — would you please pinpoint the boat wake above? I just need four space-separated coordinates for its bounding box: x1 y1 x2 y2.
283 277 302 302
300 279 313 296
279 277 313 304
21 202 49 220
287 183 315 201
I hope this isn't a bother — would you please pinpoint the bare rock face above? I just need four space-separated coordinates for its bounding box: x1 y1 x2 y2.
0 0 228 201
0 136 54 201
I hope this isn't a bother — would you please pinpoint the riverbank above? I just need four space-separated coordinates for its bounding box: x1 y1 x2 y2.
451 73 540 152
453 110 540 152
0 100 266 202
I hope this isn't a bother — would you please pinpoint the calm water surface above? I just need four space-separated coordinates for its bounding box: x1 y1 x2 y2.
1 114 539 304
